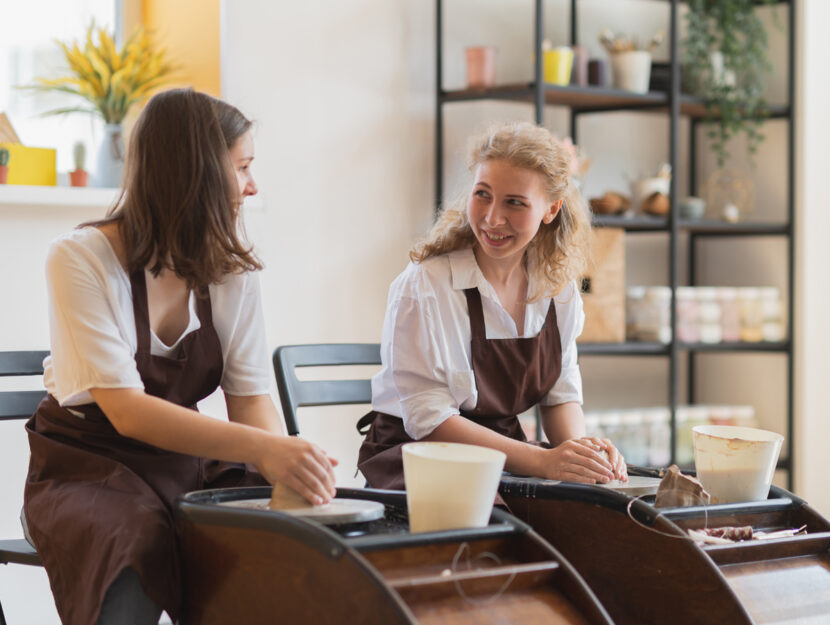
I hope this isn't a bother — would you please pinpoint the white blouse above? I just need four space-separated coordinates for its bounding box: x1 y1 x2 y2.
371 248 585 440
43 227 272 407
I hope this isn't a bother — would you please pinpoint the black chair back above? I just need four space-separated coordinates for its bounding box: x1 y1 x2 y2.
273 344 381 436
0 351 49 421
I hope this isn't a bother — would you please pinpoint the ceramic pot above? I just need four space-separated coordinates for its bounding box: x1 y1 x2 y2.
69 170 88 187
465 46 497 88
94 123 124 188
0 165 7 184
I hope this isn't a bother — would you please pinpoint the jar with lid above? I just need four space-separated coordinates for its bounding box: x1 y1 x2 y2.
707 404 733 426
619 410 649 466
718 287 741 342
738 287 764 342
676 287 699 343
641 287 672 343
696 288 722 343
644 407 670 467
759 287 785 342
730 405 758 429
599 411 622 449
676 405 708 466
583 411 603 439
626 287 646 341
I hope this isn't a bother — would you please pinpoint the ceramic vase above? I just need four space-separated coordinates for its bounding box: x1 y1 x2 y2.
95 123 124 188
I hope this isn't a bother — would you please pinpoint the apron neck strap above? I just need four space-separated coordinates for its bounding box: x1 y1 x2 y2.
463 288 486 339
130 269 152 355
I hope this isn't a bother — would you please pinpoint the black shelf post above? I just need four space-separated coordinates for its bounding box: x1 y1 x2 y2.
668 0 680 466
534 0 544 124
785 0 796 491
435 0 444 217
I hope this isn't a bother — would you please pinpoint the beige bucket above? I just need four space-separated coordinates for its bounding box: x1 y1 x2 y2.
402 442 506 533
693 425 783 504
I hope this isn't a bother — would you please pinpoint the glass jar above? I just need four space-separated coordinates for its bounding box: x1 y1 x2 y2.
644 407 671 467
707 404 733 426
641 287 672 344
674 406 692 466
599 411 622 449
696 287 722 343
759 287 785 342
731 405 758 430
620 410 649 466
676 287 699 343
718 287 741 342
738 287 764 342
583 411 603 439
626 287 646 341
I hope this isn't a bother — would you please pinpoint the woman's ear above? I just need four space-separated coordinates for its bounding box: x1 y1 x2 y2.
543 199 564 224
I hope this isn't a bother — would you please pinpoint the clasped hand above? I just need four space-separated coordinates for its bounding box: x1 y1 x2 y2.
541 437 627 484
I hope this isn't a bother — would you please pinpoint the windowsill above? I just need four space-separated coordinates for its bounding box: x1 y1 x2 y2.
0 185 120 209
0 185 265 211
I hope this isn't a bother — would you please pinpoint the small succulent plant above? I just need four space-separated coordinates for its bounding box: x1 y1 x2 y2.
73 141 86 172
0 147 9 167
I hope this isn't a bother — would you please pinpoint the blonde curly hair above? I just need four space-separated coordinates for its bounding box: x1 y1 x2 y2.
411 121 592 301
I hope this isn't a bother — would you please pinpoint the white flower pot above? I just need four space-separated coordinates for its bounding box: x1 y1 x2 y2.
611 50 652 93
94 123 125 188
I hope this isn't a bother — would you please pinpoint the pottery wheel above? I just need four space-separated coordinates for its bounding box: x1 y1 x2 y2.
219 498 386 524
595 475 662 497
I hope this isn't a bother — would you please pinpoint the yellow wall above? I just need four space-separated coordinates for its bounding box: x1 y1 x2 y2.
140 0 221 96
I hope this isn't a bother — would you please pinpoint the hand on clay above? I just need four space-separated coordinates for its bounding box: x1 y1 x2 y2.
256 435 338 505
581 437 628 482
539 438 617 484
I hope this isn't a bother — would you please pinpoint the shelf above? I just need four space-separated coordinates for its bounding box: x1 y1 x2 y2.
592 216 790 236
592 214 667 231
440 85 791 120
0 185 120 209
682 220 791 236
578 342 669 356
680 341 790 353
441 83 667 112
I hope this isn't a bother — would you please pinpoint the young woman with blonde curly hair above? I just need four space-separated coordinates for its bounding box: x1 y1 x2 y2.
358 121 627 489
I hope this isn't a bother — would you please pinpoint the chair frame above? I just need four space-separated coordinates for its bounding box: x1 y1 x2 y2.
272 344 381 436
0 350 48 625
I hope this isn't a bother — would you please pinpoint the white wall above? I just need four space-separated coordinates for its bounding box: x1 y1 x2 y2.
0 1 825 622
795 0 830 516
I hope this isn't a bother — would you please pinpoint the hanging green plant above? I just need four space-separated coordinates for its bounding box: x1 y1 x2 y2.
683 0 778 166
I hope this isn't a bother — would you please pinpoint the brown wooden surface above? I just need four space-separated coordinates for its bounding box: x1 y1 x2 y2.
179 517 613 625
178 520 414 625
720 553 830 624
503 494 755 625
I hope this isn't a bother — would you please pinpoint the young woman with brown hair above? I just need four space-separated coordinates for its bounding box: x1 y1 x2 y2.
23 89 337 625
358 121 627 490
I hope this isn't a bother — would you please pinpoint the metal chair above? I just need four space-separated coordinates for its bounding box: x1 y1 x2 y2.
272 344 381 436
0 351 48 625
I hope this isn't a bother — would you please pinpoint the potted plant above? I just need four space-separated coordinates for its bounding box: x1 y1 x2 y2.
0 147 8 184
27 23 174 187
599 28 664 94
69 141 88 187
683 0 777 166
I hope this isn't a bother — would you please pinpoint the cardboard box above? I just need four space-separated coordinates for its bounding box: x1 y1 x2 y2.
0 143 57 186
577 227 625 343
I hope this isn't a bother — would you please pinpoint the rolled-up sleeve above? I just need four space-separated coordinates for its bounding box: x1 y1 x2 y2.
388 295 464 440
46 239 143 404
542 282 584 406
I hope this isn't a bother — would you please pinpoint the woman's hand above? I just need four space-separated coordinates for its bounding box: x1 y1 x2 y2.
255 434 339 505
592 437 628 481
536 437 625 484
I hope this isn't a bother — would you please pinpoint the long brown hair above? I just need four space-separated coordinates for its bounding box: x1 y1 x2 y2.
411 122 591 301
88 88 262 290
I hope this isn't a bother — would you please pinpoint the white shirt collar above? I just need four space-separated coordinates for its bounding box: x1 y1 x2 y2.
448 247 539 300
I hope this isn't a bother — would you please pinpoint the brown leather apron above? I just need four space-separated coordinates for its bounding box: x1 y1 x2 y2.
357 286 563 490
23 269 265 625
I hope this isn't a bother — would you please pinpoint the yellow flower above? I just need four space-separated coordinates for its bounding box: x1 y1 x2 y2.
28 22 174 124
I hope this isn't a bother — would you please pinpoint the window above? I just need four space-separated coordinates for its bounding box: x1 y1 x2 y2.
0 0 119 178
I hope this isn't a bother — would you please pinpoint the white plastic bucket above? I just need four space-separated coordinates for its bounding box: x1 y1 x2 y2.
402 442 506 533
693 425 783 504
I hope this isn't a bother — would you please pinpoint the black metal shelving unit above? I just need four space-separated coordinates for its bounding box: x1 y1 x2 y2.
435 0 795 489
